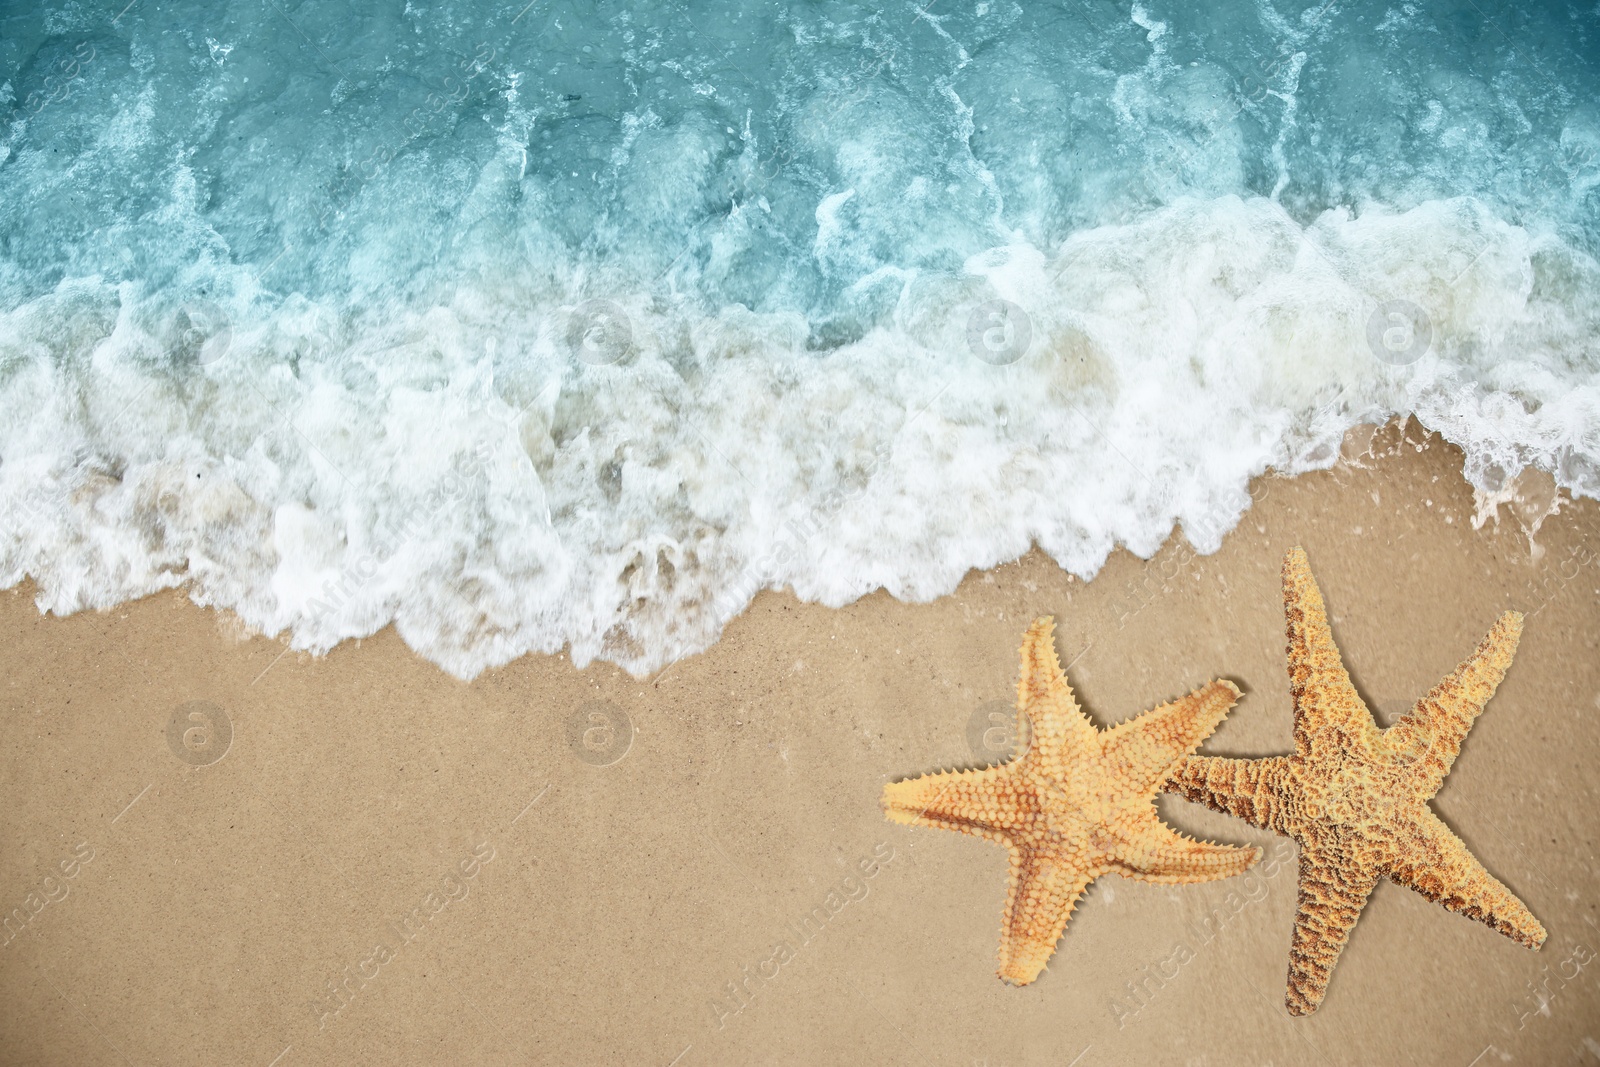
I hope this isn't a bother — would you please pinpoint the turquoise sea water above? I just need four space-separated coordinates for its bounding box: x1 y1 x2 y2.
2 0 1597 674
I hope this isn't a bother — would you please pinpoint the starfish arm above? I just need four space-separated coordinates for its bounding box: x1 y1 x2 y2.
1015 617 1097 766
996 849 1099 985
1163 754 1295 835
1387 811 1547 950
882 766 1035 842
1282 548 1373 756
1111 820 1262 884
1385 612 1523 799
1286 848 1380 1016
1102 680 1243 792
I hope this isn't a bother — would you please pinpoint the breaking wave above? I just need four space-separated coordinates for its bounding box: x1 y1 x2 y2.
2 0 1597 675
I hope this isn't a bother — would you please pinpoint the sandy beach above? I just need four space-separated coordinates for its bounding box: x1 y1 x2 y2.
3 419 1597 1066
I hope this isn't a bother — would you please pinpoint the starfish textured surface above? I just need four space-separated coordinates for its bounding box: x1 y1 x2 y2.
1166 547 1548 1016
882 617 1261 986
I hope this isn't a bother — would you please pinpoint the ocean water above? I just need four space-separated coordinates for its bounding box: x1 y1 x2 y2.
1 0 1597 676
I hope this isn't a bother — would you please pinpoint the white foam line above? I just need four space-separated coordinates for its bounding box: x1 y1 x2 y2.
4 193 1595 684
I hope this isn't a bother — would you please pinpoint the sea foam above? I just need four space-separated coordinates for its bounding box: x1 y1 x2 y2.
2 193 1596 676
2 0 1597 675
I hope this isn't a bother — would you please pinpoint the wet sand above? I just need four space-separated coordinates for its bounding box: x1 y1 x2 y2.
3 419 1598 1066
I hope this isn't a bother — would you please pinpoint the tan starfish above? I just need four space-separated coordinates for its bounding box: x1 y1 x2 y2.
1166 547 1547 1015
882 617 1261 985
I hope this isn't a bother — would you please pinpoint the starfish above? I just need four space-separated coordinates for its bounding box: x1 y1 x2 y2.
1166 547 1547 1015
882 617 1261 985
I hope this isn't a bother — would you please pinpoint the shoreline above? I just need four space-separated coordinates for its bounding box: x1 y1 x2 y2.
3 419 1598 1065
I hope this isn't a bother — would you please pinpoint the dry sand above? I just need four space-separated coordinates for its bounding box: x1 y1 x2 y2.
3 420 1598 1066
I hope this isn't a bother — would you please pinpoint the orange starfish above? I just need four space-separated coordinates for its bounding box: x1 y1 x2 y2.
882 618 1261 985
1166 548 1547 1015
